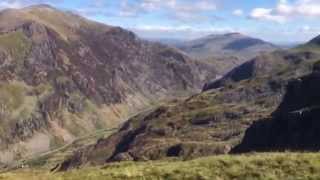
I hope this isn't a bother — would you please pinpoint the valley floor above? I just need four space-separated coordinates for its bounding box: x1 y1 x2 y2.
1 153 320 180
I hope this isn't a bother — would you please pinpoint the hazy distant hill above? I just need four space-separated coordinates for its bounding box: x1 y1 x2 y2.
176 33 278 59
166 33 279 74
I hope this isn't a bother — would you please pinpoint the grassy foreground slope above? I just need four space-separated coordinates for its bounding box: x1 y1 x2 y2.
2 153 320 180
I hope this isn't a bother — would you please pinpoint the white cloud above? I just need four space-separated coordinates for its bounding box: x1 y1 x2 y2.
140 0 217 12
297 25 320 41
120 0 219 22
250 8 287 23
119 0 140 17
140 0 176 11
233 9 243 16
276 0 320 17
0 1 23 9
301 25 311 32
300 25 320 34
0 0 63 10
250 0 320 23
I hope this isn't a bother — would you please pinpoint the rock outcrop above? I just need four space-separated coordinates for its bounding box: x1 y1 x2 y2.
233 69 320 152
203 50 318 91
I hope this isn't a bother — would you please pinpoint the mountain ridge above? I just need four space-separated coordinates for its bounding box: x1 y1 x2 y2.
0 5 217 164
168 33 279 74
233 68 320 153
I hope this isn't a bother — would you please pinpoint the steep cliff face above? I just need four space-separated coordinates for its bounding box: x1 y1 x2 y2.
233 69 320 153
0 5 217 163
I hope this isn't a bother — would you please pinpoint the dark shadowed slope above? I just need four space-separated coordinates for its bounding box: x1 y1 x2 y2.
233 67 320 153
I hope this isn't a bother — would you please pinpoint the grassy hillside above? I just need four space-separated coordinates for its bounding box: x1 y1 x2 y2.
19 128 117 169
2 153 320 179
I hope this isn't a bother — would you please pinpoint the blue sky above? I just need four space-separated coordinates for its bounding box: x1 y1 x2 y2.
1 0 320 43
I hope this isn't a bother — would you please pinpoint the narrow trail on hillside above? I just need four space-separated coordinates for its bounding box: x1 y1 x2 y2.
0 105 158 173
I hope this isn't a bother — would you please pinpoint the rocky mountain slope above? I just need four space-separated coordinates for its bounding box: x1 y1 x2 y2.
233 66 320 152
173 33 279 74
205 35 320 91
0 5 217 163
203 49 318 91
58 34 320 170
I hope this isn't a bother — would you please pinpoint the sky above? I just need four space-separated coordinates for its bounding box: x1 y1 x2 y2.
1 0 320 43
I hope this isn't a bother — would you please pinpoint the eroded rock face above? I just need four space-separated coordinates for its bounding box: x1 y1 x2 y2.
233 71 320 153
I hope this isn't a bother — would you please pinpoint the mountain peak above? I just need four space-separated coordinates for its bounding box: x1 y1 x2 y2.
23 4 56 10
224 32 243 37
204 32 244 39
174 32 278 74
0 4 102 41
308 35 320 46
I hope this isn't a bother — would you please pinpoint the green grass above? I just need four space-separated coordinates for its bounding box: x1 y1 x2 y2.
0 31 31 61
313 60 320 71
0 80 43 120
17 128 117 169
294 43 320 52
0 81 26 110
2 153 320 179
